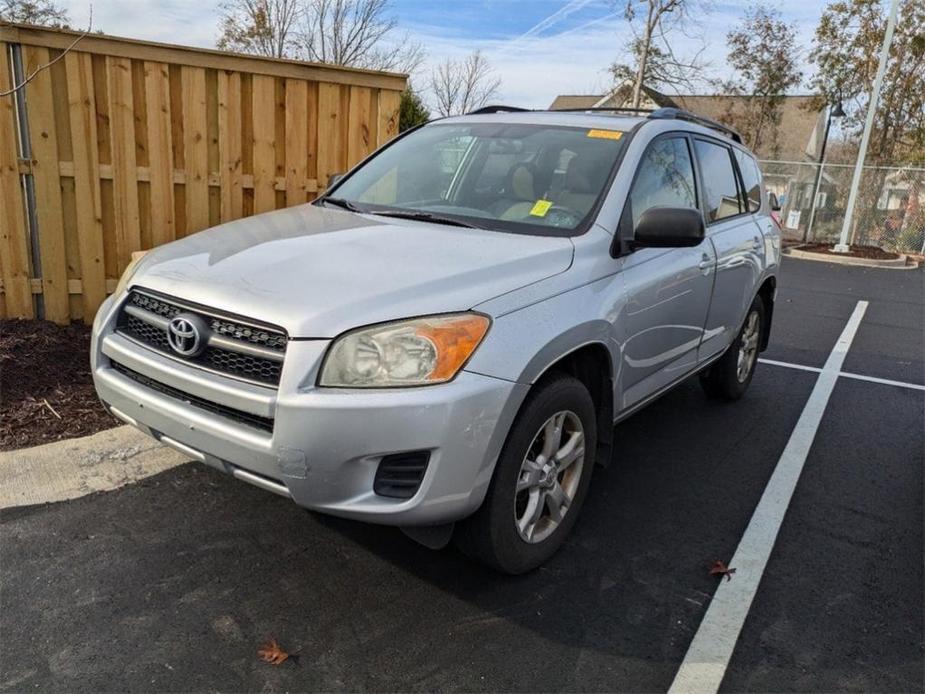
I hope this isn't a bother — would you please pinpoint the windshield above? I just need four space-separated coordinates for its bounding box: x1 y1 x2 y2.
325 122 626 235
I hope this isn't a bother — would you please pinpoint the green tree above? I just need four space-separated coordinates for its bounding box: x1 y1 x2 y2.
720 4 803 156
809 0 925 164
399 87 429 132
0 0 69 27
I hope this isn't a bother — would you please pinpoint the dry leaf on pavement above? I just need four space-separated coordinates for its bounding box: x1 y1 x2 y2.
257 639 290 666
709 560 737 581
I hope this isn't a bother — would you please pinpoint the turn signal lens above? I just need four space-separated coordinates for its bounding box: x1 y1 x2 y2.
319 313 490 388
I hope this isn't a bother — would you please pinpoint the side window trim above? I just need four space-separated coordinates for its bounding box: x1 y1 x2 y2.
692 135 752 227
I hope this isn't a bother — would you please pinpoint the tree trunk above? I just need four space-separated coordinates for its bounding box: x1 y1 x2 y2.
632 4 655 109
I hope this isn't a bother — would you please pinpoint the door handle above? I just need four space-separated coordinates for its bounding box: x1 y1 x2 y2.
698 254 713 273
751 236 762 250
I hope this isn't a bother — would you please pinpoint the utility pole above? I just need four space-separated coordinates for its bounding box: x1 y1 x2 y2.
833 0 899 253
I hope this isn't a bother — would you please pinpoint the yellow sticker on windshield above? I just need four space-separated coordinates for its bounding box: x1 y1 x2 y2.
530 199 553 217
587 129 623 140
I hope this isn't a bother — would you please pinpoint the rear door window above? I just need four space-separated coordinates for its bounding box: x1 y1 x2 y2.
693 139 743 222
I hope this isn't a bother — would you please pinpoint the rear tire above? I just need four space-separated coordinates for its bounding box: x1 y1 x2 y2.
700 295 765 401
456 374 597 574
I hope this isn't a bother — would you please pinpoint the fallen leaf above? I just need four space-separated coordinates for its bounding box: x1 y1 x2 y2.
257 639 290 666
709 560 736 581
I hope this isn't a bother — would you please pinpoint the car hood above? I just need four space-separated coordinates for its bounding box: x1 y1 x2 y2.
130 204 574 337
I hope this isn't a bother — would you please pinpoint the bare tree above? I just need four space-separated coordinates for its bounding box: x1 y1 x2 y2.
0 0 70 26
613 0 707 106
217 0 302 59
429 51 501 117
719 4 802 156
299 0 424 73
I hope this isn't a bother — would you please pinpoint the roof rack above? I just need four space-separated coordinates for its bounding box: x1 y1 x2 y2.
551 106 655 115
465 104 743 144
467 105 531 114
648 107 742 143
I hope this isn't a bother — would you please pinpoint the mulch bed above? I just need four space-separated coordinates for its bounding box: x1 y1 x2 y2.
1 320 118 451
799 243 901 260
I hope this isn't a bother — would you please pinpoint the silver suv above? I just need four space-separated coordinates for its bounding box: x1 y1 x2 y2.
92 107 779 573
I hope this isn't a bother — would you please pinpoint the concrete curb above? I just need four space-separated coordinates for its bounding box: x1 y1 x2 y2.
783 246 918 269
0 426 189 509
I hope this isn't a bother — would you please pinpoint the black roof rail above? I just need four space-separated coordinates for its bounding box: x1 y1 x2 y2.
648 107 742 143
551 106 655 115
467 105 531 114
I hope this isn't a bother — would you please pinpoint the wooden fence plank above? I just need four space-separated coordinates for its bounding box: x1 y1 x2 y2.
217 70 242 222
347 86 375 166
182 66 209 234
284 79 309 206
107 56 142 273
0 45 33 318
144 61 175 247
251 75 276 213
66 51 107 317
316 82 345 190
23 45 69 323
378 88 401 147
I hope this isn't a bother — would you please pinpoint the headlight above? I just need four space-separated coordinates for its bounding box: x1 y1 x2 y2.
114 250 149 296
319 313 490 388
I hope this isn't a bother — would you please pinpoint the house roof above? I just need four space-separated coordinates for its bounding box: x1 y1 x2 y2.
548 95 601 110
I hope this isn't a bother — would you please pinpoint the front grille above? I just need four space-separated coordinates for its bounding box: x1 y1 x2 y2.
116 289 286 387
111 361 274 433
374 451 430 499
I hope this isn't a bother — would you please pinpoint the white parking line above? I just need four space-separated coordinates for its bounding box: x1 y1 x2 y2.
836 371 925 392
669 300 869 694
758 358 925 392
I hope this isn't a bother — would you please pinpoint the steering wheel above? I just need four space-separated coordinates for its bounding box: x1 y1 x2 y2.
520 204 584 228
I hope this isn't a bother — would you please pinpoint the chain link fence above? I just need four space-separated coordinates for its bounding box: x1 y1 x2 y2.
759 160 925 255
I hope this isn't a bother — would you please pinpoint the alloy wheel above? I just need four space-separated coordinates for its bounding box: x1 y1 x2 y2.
514 410 585 543
737 310 760 382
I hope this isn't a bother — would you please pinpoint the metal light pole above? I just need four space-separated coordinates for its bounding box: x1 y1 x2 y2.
804 102 845 243
834 0 900 253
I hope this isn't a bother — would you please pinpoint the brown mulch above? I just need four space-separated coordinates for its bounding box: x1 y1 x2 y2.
1 319 118 451
800 243 901 260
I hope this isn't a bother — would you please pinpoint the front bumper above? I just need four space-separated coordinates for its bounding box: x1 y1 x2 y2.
91 294 527 525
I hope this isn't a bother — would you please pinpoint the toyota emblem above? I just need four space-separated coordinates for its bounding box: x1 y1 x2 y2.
167 314 207 357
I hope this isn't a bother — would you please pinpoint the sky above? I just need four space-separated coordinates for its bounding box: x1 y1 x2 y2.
58 0 828 109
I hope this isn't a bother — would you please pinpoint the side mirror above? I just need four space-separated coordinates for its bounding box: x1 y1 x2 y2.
768 192 781 212
632 207 704 249
328 173 344 188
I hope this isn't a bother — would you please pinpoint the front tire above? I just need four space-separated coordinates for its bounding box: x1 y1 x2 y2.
700 295 765 401
456 374 597 574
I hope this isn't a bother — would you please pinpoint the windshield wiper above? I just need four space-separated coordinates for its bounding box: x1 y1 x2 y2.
367 209 487 230
319 197 362 212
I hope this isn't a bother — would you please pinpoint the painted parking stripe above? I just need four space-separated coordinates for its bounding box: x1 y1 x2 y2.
759 358 924 392
757 358 822 374
669 300 869 694
836 371 925 392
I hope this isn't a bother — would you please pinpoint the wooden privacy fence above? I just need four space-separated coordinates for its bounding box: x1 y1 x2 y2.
0 23 405 324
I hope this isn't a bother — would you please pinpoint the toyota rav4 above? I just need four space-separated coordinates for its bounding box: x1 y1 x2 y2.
92 106 780 573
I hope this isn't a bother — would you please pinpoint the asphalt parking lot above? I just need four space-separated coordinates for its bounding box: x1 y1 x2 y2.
1 256 923 693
